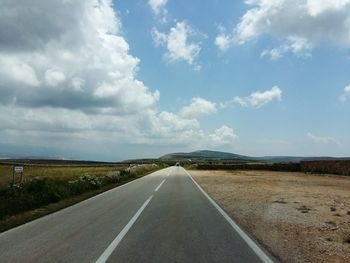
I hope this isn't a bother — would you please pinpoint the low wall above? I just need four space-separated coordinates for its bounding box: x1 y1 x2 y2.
196 163 301 172
300 160 350 176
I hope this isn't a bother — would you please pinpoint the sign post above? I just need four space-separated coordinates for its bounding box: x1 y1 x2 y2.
12 166 24 186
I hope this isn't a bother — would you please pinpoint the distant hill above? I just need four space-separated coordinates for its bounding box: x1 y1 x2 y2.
0 158 124 166
159 150 350 163
159 150 252 161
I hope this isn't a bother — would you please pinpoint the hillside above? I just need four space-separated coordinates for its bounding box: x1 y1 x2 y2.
159 150 350 163
159 150 252 161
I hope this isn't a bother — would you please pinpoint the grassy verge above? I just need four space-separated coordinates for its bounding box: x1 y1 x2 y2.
0 164 163 233
0 164 127 187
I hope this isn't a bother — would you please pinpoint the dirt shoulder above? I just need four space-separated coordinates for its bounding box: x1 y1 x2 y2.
190 170 350 263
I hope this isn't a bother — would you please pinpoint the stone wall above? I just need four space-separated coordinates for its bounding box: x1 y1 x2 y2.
300 160 350 176
196 162 301 172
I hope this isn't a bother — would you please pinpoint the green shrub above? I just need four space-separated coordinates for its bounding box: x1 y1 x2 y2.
0 176 103 219
101 172 121 185
69 174 101 195
0 166 159 220
26 179 70 203
119 169 132 177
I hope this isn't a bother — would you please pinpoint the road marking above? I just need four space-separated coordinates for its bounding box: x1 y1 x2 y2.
184 169 274 263
155 179 166 192
96 195 154 263
0 169 165 237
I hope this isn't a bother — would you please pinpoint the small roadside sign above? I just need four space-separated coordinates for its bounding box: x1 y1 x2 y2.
12 166 24 186
14 166 24 173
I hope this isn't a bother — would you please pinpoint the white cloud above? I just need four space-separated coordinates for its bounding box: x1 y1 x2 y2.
0 0 237 154
70 78 85 92
215 25 234 52
152 21 201 67
307 133 339 144
339 85 350 102
0 0 159 114
208 126 238 145
0 55 40 87
214 25 234 51
215 34 232 51
45 69 66 87
148 0 167 16
260 48 284 60
219 0 350 57
180 97 217 118
222 86 282 108
261 37 312 59
306 0 350 16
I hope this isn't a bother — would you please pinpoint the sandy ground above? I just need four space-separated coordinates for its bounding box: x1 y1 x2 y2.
190 170 350 263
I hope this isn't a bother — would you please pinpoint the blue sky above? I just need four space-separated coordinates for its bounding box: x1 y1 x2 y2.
0 0 349 160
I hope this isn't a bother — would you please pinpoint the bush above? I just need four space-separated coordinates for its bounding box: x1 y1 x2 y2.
119 169 132 177
0 175 103 219
26 178 70 203
69 174 101 195
0 166 159 220
101 171 121 185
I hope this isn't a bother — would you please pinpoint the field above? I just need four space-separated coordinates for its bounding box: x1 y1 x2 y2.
0 162 162 232
0 164 127 187
190 170 350 263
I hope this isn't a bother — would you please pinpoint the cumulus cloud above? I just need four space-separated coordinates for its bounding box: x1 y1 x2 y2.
45 69 66 87
218 0 350 58
0 0 237 154
0 55 40 87
339 85 350 102
215 26 233 51
152 21 201 68
0 0 159 114
215 34 232 51
148 0 168 19
260 37 312 60
179 97 217 118
222 86 282 109
307 133 339 145
208 126 238 145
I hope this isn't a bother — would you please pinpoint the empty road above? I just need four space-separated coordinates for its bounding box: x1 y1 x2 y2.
0 167 274 263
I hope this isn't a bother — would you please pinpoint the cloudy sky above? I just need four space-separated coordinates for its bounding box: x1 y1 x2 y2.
0 0 349 161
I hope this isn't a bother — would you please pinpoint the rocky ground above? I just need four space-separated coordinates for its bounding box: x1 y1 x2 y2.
190 170 350 263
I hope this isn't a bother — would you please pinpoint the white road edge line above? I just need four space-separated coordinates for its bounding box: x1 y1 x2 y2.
184 168 274 263
155 179 166 192
95 195 154 263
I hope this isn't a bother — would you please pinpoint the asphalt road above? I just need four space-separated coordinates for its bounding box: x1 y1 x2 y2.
0 167 274 263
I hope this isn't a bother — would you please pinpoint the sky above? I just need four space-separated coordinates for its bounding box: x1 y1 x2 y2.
0 0 349 161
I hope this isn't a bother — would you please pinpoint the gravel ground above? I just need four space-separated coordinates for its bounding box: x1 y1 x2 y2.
190 170 350 263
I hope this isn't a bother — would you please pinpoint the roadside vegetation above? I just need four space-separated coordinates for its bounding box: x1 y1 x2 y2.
0 165 127 187
0 163 164 232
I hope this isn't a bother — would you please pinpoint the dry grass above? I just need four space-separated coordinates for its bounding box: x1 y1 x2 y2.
191 170 350 263
0 164 126 187
0 164 162 232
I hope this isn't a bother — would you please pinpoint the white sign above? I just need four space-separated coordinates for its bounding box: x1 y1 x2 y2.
14 166 24 173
